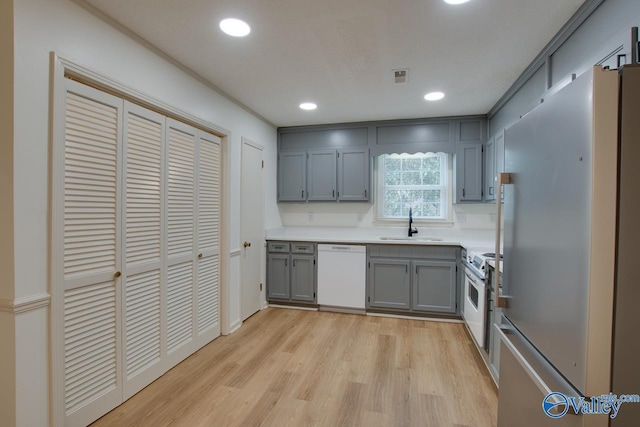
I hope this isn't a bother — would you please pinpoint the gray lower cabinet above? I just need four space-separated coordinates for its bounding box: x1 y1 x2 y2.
290 254 315 301
367 245 459 315
368 259 411 310
267 242 317 304
412 260 457 313
267 253 290 300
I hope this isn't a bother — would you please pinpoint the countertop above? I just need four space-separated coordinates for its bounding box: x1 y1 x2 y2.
265 226 496 251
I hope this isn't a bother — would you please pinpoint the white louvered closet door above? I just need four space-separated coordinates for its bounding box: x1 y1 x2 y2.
165 118 197 366
122 102 166 399
195 131 222 348
61 80 123 427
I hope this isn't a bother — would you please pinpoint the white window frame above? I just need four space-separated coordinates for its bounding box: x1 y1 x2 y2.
375 152 453 224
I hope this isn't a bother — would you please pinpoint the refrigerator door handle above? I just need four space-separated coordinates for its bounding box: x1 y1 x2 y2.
494 172 512 295
495 324 569 416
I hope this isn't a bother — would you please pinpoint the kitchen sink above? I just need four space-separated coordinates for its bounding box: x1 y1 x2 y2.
379 236 444 242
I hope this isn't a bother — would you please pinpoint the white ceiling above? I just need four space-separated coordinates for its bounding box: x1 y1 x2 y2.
83 0 585 127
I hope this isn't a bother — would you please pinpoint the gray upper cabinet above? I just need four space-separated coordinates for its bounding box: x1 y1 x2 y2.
278 151 306 201
307 150 337 201
368 259 411 310
267 253 290 300
485 130 505 203
337 148 370 201
484 137 496 201
291 254 315 301
412 260 457 313
455 142 483 202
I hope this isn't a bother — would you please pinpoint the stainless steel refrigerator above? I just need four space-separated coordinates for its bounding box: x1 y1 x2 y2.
495 65 640 427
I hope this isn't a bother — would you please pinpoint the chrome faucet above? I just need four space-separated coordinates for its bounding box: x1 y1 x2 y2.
408 207 418 237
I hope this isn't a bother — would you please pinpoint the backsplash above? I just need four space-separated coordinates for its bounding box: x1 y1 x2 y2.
278 203 497 230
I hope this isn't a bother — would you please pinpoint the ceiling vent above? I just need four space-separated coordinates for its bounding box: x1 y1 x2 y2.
393 69 408 84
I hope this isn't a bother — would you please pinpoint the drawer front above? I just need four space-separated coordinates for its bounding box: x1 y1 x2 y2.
291 243 315 254
268 242 290 253
368 244 458 260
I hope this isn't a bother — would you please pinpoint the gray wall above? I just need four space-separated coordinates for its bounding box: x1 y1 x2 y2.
489 0 640 135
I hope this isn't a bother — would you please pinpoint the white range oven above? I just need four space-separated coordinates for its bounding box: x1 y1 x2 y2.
462 249 499 348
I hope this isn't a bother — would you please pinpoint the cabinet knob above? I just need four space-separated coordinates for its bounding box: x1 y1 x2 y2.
113 271 121 279
244 241 251 248
198 253 203 259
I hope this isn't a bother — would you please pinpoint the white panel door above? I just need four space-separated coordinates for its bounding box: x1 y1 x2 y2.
121 102 166 399
195 131 222 347
240 140 264 321
165 118 197 366
61 80 123 427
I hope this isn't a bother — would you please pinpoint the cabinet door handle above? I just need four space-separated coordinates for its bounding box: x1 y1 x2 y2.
293 259 296 267
489 186 493 195
285 259 288 267
332 190 335 198
364 189 367 198
301 190 304 198
405 265 408 273
462 188 466 197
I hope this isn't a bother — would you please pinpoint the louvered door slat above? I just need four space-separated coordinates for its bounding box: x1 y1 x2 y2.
194 132 222 348
167 261 194 353
125 111 162 267
197 136 221 252
125 270 160 379
197 254 219 333
61 82 123 427
122 103 165 400
64 282 117 415
167 125 195 258
64 93 117 280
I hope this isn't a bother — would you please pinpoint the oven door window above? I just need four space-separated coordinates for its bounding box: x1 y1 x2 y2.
468 279 479 309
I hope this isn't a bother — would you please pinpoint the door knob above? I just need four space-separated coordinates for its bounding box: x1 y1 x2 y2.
243 242 251 248
198 253 203 259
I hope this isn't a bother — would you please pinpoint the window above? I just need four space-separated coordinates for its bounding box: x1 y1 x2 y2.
377 152 449 220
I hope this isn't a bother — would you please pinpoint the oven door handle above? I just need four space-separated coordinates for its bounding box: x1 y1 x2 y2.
464 269 482 285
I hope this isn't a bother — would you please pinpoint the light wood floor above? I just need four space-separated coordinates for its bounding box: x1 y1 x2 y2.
93 308 497 427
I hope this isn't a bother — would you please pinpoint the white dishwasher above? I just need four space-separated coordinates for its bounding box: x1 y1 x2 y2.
317 244 367 309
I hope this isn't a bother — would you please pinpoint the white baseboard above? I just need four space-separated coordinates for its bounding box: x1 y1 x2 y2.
366 312 464 323
318 305 366 315
226 320 243 335
268 304 318 311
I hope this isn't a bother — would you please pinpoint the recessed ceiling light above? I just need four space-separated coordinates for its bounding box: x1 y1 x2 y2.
424 92 445 101
444 0 471 4
219 18 251 37
299 102 317 111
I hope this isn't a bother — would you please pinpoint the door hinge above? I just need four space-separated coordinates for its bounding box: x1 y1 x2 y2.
456 265 458 272
314 259 316 265
260 282 263 291
368 262 370 268
368 296 370 303
314 292 316 298
261 160 264 168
